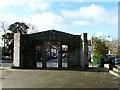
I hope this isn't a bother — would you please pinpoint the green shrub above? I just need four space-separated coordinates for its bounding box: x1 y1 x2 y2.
93 55 99 65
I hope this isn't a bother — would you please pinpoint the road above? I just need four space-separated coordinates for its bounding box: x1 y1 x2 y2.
37 58 67 67
0 60 12 67
0 58 67 67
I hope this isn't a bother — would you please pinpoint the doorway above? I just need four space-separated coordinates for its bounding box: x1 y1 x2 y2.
62 45 68 67
36 45 42 67
46 42 58 67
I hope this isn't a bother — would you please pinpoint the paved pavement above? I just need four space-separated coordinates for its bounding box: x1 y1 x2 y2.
0 59 120 88
0 67 120 88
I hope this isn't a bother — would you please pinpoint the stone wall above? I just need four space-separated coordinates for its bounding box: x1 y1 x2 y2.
68 51 80 67
13 30 88 68
13 33 21 67
20 35 36 68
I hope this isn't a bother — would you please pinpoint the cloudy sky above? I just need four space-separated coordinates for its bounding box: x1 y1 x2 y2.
0 0 119 46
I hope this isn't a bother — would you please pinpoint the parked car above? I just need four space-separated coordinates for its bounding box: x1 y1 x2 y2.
62 53 66 58
2 52 11 60
52 53 58 59
46 54 52 60
114 58 120 65
104 56 114 64
2 56 10 60
115 54 120 59
105 54 120 65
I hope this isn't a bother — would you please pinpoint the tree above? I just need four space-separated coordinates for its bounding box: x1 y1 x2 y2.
2 32 14 59
2 32 14 48
27 23 39 34
0 21 7 52
109 39 119 55
8 22 29 34
2 22 29 60
92 37 108 65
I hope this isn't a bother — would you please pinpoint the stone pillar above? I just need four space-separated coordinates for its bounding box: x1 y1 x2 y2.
67 47 70 67
42 42 47 68
66 46 69 67
80 33 88 68
13 33 21 67
58 42 62 67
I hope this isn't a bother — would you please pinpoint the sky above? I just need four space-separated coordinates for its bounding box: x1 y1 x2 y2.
0 0 119 46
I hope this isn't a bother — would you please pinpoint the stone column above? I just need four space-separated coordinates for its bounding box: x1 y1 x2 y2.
66 46 69 67
58 42 62 67
41 42 47 68
80 33 88 68
13 33 21 67
67 48 70 67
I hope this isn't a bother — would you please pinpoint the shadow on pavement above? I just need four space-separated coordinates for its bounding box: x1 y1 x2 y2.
11 66 109 72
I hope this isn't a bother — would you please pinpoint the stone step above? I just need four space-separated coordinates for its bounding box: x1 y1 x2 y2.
113 67 120 73
104 64 120 78
109 70 120 78
116 65 120 69
104 64 109 69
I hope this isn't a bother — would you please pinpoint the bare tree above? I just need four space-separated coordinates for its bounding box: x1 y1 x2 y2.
109 39 119 55
0 21 7 33
0 21 7 49
27 23 39 34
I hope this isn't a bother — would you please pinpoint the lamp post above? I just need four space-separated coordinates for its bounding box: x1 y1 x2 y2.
107 34 114 54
